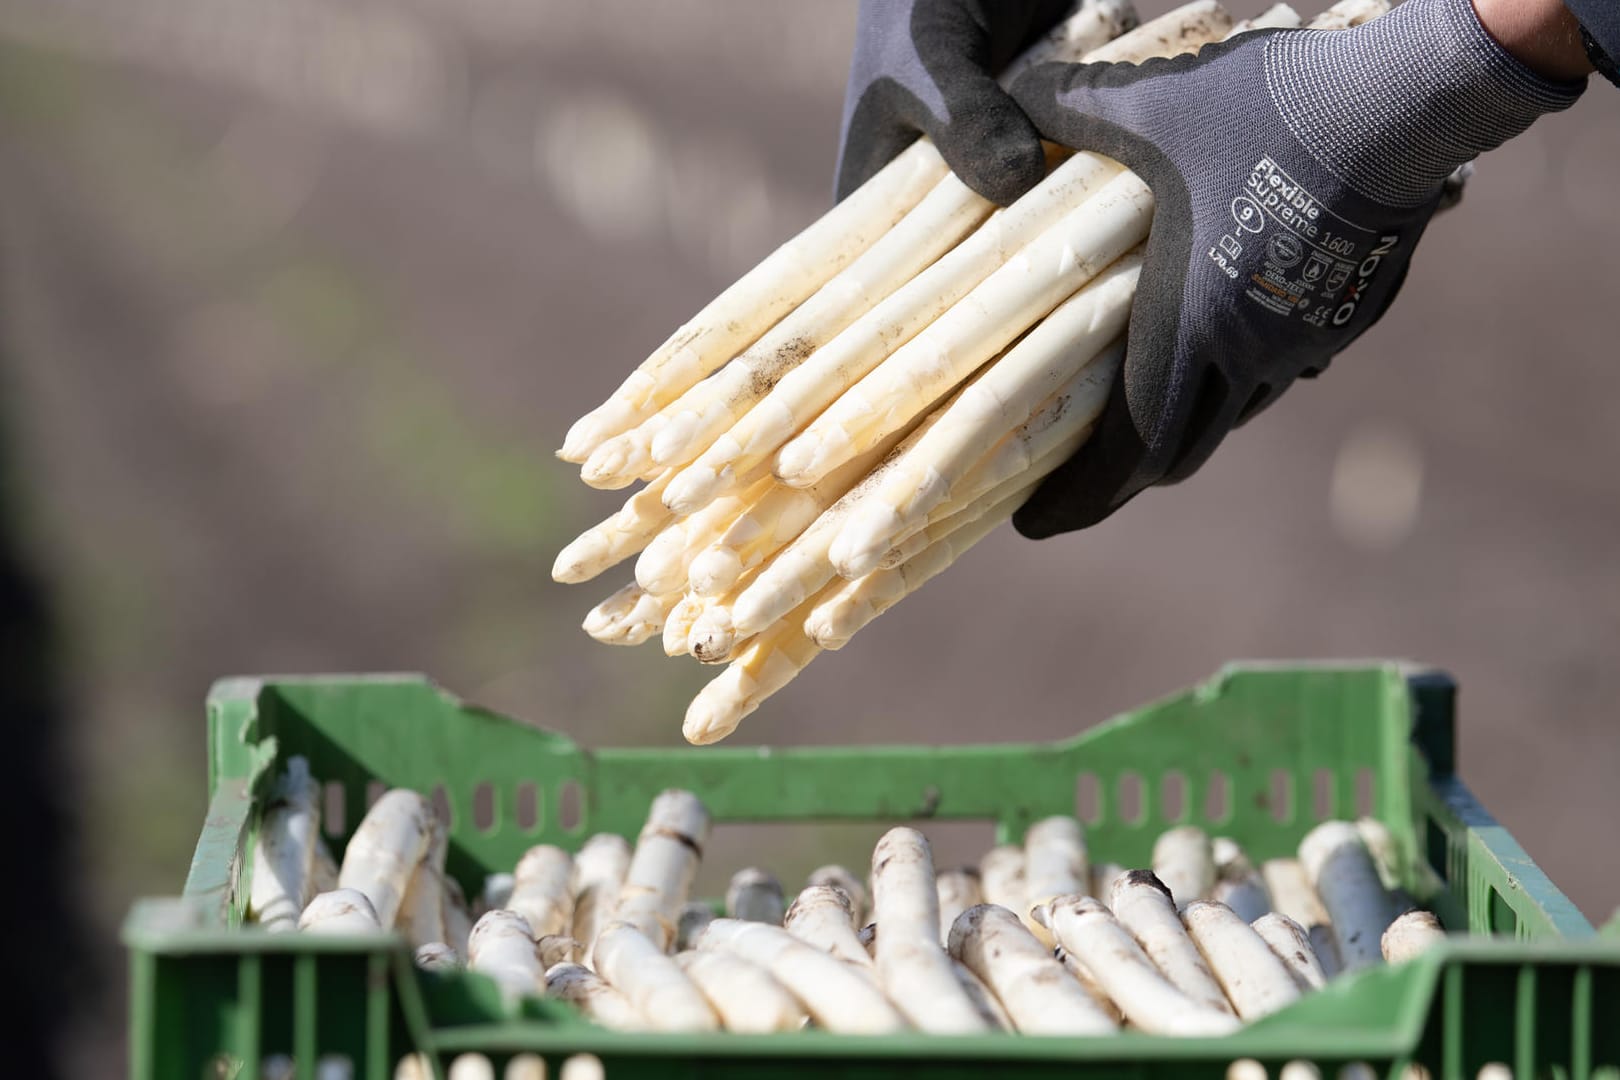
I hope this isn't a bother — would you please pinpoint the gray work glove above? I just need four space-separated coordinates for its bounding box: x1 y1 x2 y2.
1008 0 1584 539
836 0 1073 205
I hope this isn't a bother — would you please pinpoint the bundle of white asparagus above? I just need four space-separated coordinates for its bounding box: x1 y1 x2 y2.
553 0 1393 745
250 759 1455 1039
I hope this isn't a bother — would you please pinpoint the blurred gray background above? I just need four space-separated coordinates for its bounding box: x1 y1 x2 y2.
0 0 1615 1069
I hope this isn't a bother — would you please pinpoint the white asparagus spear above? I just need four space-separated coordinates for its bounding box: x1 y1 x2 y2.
773 170 1154 489
580 393 709 492
999 0 1142 84
583 583 681 646
1261 857 1344 979
726 868 786 924
687 488 814 598
1211 838 1272 924
662 594 713 658
686 429 908 598
1309 925 1343 979
675 949 806 1033
871 827 990 1033
503 1056 545 1080
1091 862 1125 905
581 581 641 641
556 0 1139 464
952 958 1016 1031
592 922 720 1032
828 252 1140 577
551 470 676 584
571 833 633 957
1054 945 1125 1023
963 337 1118 481
398 814 449 949
635 478 772 596
688 561 785 662
611 789 711 949
1381 910 1446 964
1355 817 1402 891
312 833 339 895
683 591 826 744
1109 871 1234 1016
414 942 462 973
1224 2 1300 35
538 934 584 969
808 865 870 922
806 485 1026 650
298 889 383 934
637 169 1007 480
873 341 1123 570
1043 895 1241 1036
1251 911 1328 991
936 869 984 947
1153 825 1216 908
443 878 474 957
338 790 435 927
726 373 974 639
558 1056 606 1080
446 1056 494 1080
1211 874 1270 924
545 962 646 1031
1299 821 1396 971
979 844 1029 914
1307 0 1389 32
558 139 949 462
250 756 321 932
675 902 717 952
481 873 516 913
874 422 1084 573
467 910 543 1000
1182 900 1302 1020
784 884 874 967
1023 816 1090 944
1082 0 1229 60
1261 858 1328 928
508 845 576 939
697 918 908 1034
950 904 1119 1035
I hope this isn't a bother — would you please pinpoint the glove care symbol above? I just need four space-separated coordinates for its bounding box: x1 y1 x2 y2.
1331 233 1401 327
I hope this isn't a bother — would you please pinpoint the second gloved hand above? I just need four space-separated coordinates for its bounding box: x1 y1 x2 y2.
836 0 1074 205
1007 0 1584 539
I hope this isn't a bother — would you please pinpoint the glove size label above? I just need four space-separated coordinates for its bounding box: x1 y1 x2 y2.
1211 156 1396 329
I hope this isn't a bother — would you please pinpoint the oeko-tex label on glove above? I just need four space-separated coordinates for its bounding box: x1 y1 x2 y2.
1209 156 1399 329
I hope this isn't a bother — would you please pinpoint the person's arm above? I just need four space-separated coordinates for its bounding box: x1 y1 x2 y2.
1474 0 1592 80
1555 0 1620 85
1005 0 1588 539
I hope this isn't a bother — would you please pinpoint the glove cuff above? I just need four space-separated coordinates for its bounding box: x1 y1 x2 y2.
1265 0 1585 208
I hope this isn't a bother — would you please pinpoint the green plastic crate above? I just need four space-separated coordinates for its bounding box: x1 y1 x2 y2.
124 662 1620 1080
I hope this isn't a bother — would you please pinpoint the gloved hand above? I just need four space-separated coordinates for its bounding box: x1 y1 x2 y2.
1007 0 1584 539
836 0 1074 205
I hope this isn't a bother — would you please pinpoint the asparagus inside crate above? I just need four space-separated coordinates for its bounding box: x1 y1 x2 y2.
552 0 1393 746
251 756 1458 1037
